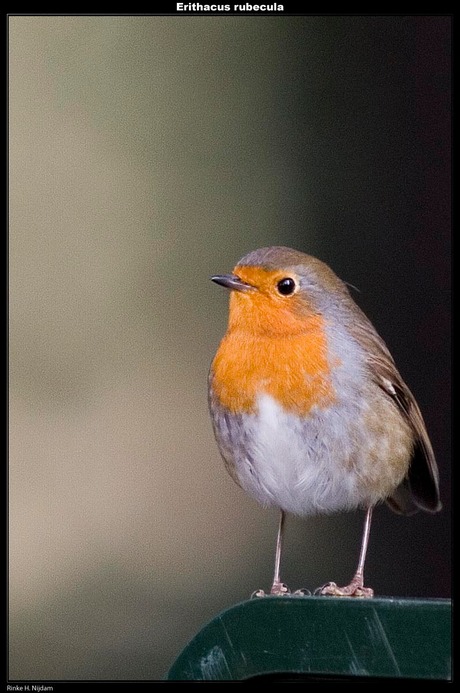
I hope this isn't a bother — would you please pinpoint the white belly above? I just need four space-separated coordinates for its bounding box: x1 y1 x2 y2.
230 393 373 516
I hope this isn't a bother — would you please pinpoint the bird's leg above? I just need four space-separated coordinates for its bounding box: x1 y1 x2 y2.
270 509 289 595
252 509 290 597
318 506 374 598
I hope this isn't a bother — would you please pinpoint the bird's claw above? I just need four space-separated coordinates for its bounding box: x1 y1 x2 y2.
251 581 290 598
315 580 374 598
270 581 290 596
251 583 312 598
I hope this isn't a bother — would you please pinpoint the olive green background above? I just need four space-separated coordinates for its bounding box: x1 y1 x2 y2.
9 15 451 680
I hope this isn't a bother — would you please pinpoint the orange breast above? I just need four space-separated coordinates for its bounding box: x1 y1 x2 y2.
211 315 335 415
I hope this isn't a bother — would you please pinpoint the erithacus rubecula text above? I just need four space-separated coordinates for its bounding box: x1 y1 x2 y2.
208 246 441 597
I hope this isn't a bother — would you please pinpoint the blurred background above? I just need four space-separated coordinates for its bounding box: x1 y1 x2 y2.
9 15 451 680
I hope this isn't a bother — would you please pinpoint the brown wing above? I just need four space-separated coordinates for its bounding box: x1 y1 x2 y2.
350 310 442 515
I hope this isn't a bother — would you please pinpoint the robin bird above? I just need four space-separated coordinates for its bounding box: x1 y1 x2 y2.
208 246 441 597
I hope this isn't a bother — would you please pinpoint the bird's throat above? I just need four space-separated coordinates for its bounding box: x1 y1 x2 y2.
211 322 336 415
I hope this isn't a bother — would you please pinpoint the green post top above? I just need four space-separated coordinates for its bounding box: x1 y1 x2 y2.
166 595 451 681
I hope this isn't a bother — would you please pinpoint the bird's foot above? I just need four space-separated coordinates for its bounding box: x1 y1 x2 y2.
315 579 374 598
270 580 290 596
251 581 290 598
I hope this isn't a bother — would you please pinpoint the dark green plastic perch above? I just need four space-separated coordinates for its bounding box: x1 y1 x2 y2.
167 596 451 681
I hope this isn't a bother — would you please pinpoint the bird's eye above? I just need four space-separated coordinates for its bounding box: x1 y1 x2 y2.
276 277 297 296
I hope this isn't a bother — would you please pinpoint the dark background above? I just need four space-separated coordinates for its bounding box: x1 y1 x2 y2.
9 15 450 680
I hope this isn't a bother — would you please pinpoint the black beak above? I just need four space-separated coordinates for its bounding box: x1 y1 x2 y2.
211 274 255 292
